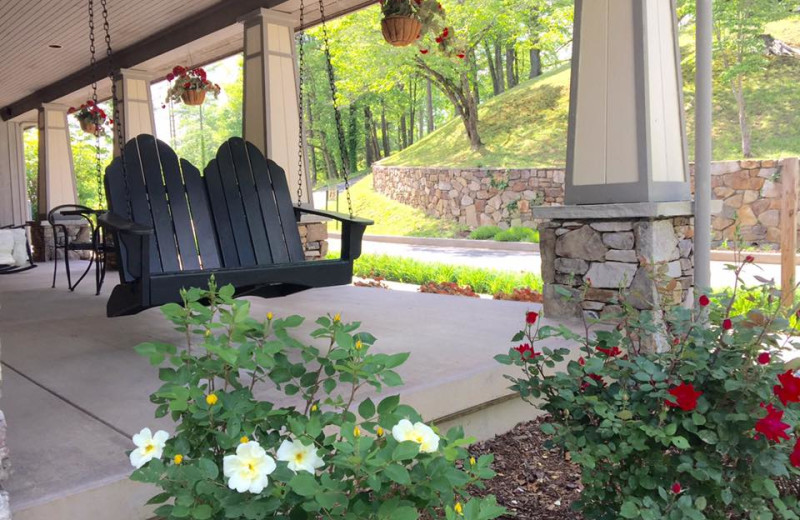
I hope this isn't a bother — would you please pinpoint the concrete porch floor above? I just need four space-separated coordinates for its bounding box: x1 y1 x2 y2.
0 262 570 520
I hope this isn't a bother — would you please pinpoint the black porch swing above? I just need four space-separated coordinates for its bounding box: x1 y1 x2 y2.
98 0 372 317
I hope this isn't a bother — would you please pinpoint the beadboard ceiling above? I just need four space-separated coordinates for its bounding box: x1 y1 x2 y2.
1 0 376 122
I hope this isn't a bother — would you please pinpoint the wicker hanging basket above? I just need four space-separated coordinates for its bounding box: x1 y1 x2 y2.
79 119 98 135
181 90 207 106
381 16 422 47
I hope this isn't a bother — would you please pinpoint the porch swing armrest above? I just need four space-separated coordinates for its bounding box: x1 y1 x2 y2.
293 205 372 261
98 212 154 235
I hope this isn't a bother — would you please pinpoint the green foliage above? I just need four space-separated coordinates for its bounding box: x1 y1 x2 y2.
351 253 543 294
498 262 800 519
469 226 503 240
493 227 538 243
131 280 505 520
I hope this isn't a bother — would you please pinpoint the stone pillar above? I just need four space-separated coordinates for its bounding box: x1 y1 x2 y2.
535 0 700 326
113 68 156 155
0 119 29 226
240 8 312 205
37 103 78 219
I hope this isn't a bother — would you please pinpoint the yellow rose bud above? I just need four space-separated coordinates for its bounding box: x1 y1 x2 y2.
311 404 318 412
469 456 476 466
355 339 363 350
376 426 384 437
266 312 273 321
240 436 249 444
206 393 218 406
353 426 361 437
454 502 463 515
173 454 183 465
333 313 341 323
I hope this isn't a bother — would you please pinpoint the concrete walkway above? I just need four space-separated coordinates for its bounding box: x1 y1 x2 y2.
334 238 800 290
0 262 563 519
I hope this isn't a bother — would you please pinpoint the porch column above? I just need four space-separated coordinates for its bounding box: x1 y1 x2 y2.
240 8 312 205
694 0 713 289
113 68 156 155
37 103 77 218
0 119 29 226
534 0 703 334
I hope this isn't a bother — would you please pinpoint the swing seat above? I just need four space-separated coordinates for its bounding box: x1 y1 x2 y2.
99 134 372 317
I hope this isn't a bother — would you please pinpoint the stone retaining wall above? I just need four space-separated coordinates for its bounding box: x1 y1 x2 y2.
372 165 565 229
373 160 790 248
298 221 328 260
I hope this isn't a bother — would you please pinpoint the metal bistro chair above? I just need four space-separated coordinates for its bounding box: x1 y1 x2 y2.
48 204 106 294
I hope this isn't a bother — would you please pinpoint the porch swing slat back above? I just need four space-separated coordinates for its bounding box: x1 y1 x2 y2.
102 134 371 317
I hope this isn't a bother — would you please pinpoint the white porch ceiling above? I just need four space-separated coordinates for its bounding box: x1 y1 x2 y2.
1 0 377 122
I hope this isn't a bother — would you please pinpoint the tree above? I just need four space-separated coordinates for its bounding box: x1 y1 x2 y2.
712 0 788 157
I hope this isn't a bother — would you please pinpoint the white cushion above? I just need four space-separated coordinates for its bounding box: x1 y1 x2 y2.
11 228 29 267
0 230 14 265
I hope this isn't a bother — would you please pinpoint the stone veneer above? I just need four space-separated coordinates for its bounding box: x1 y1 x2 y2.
539 215 694 321
374 159 789 248
372 165 565 229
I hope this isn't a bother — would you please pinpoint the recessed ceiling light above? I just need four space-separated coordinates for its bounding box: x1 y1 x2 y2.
48 44 62 49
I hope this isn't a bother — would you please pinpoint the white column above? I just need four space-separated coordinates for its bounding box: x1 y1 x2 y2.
0 120 29 226
694 0 713 290
240 8 312 205
114 68 156 155
566 0 690 205
37 104 77 218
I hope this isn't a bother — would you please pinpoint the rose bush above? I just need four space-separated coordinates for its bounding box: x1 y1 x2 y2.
129 280 504 520
498 260 800 519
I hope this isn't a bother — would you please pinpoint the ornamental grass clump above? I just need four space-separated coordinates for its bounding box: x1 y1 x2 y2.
498 259 800 519
129 280 504 520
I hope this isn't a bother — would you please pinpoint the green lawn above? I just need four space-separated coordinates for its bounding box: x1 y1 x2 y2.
328 174 468 238
381 18 800 169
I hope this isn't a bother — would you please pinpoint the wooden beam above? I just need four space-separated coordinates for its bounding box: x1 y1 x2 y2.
781 157 798 308
1 0 281 121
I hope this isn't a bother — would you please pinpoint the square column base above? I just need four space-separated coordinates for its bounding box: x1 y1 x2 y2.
535 203 695 322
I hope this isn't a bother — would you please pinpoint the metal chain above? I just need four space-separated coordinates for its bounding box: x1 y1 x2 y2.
88 0 104 208
101 0 131 213
318 0 353 217
295 0 306 206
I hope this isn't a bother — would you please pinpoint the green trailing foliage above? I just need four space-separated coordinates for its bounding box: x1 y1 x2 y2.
130 279 505 520
493 227 539 243
468 226 503 240
498 260 800 519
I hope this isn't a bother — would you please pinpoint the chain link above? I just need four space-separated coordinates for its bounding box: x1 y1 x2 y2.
88 0 104 208
296 0 306 206
318 0 353 217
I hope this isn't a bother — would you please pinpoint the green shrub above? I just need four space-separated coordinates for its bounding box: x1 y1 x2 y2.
498 262 800 519
469 226 502 240
352 253 543 295
493 227 539 243
129 280 505 520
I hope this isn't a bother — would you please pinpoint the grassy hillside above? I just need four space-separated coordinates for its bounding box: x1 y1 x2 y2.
382 18 800 169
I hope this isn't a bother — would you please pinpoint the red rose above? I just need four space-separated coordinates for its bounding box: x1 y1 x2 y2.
596 345 622 357
184 82 191 88
173 65 185 75
67 107 76 114
514 343 540 361
773 370 800 406
420 48 429 54
671 482 682 494
791 438 800 468
755 403 790 443
745 255 755 263
457 53 466 59
722 318 732 330
442 27 449 37
578 356 585 366
666 382 703 411
87 100 95 106
166 73 175 81
757 352 770 365
699 295 710 306
526 311 539 325
435 36 443 43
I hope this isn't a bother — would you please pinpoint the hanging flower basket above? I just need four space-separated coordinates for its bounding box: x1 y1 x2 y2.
379 0 445 48
165 65 221 106
68 101 108 135
181 90 207 106
381 16 422 47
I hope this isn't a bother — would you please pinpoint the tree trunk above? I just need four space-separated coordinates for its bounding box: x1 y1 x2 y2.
469 49 480 106
426 78 434 134
506 44 517 88
347 104 358 173
731 77 752 158
400 115 408 150
494 41 505 93
408 80 417 146
381 101 391 156
484 42 500 95
529 48 542 79
363 106 381 166
305 94 318 183
461 72 482 150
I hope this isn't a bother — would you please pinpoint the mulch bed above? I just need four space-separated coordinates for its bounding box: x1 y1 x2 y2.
469 418 582 519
